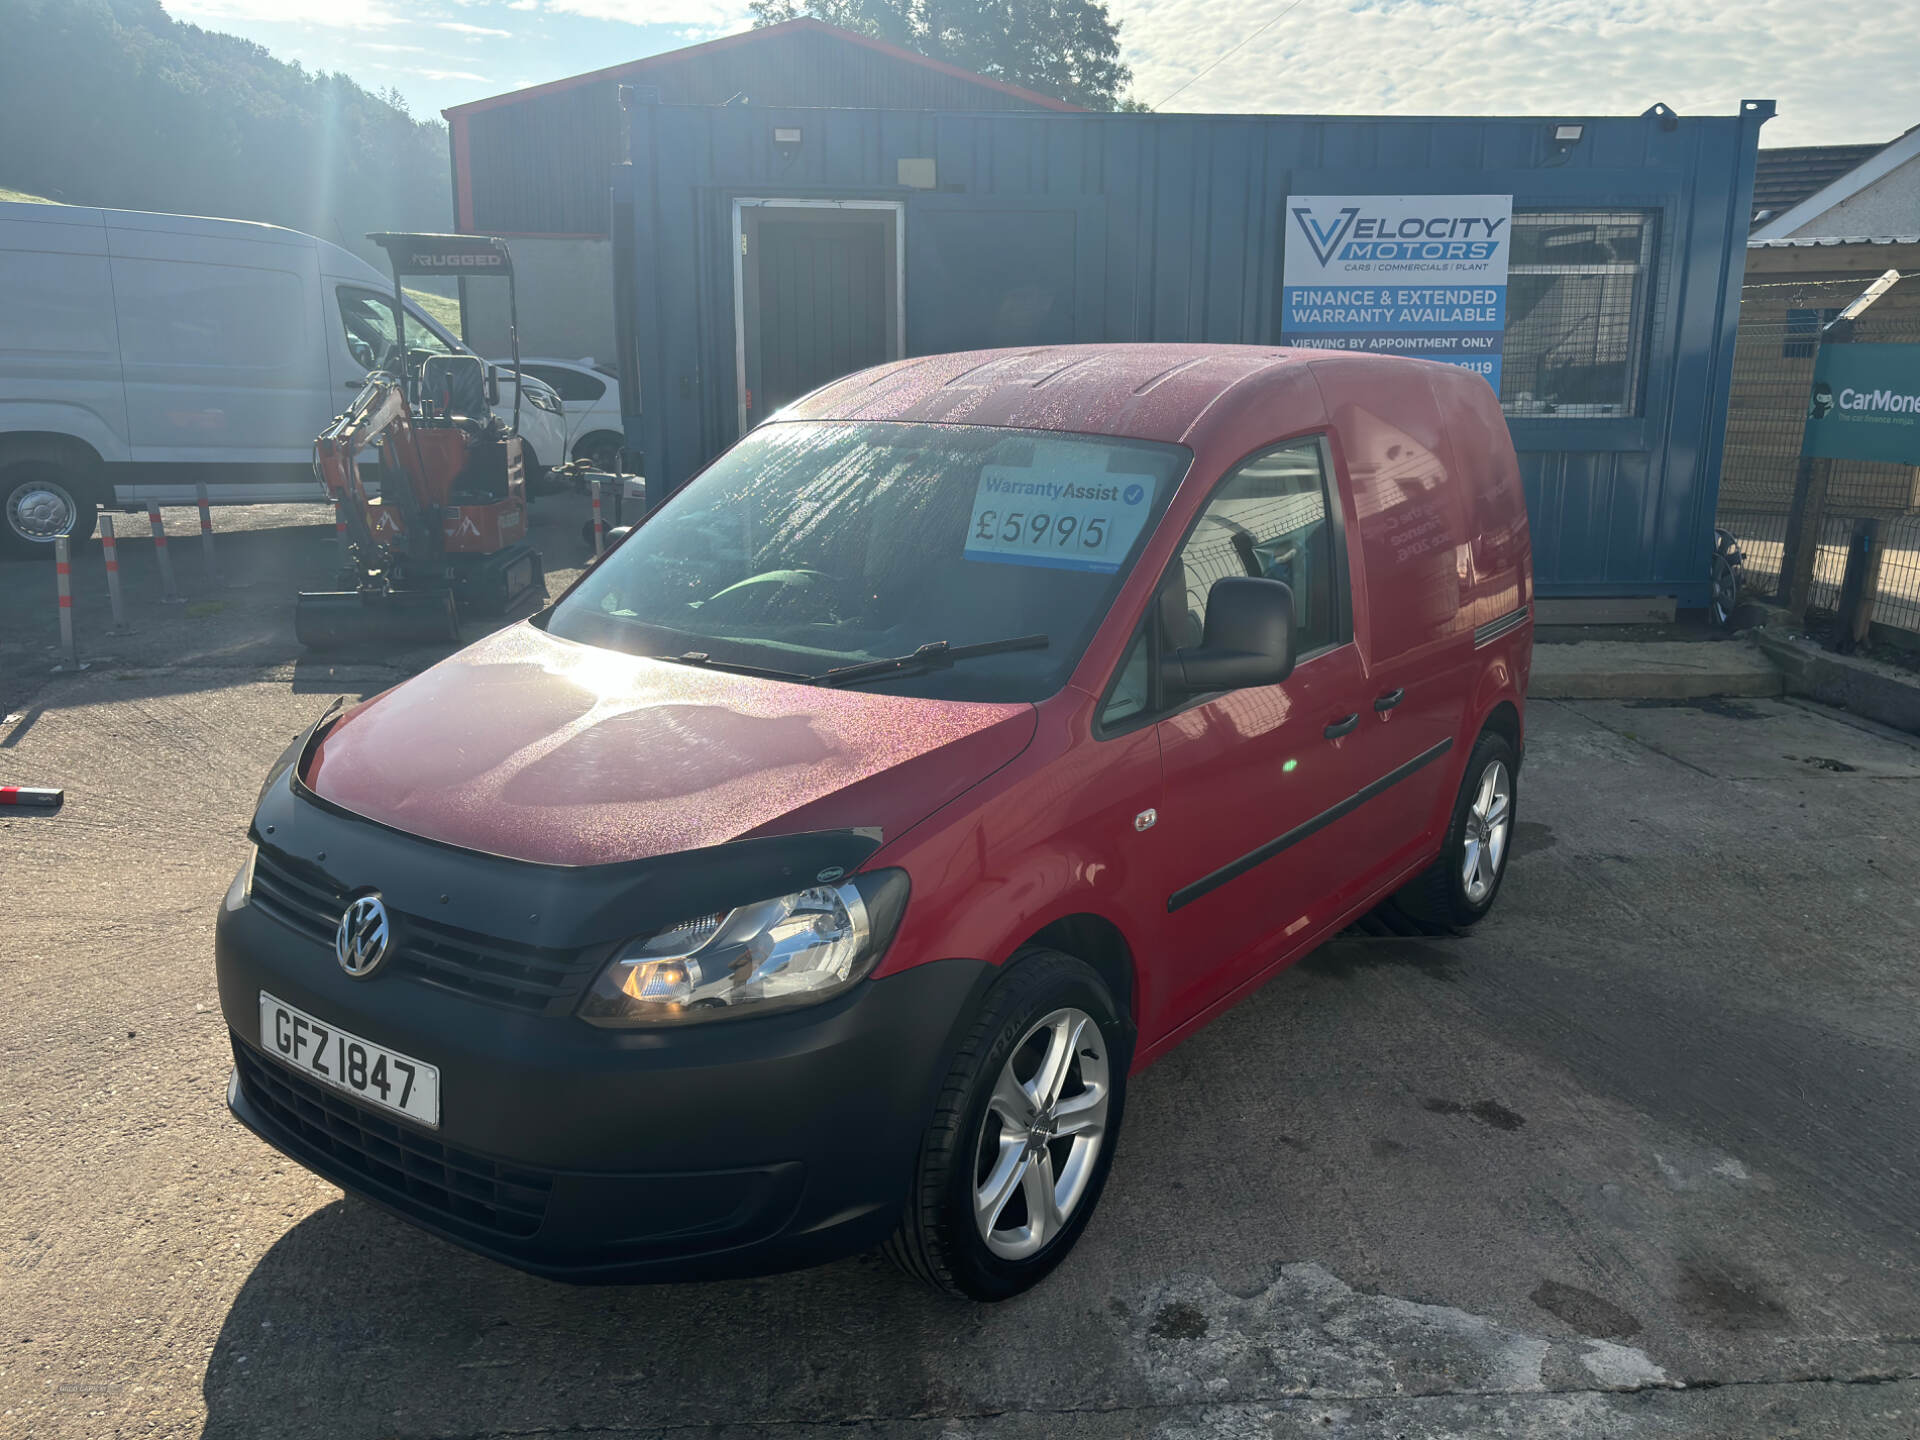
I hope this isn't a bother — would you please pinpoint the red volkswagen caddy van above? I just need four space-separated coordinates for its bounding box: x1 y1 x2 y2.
217 345 1531 1300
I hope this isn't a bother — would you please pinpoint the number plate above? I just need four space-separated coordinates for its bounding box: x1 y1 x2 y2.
257 991 440 1128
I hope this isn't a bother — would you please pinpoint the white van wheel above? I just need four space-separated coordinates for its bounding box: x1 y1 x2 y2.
2 463 97 559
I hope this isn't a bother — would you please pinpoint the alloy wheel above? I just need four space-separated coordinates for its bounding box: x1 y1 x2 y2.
973 1007 1110 1260
1461 759 1512 905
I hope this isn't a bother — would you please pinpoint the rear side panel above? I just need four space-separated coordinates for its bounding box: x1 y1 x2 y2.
1428 363 1532 638
0 206 130 462
1311 354 1474 871
1427 364 1534 744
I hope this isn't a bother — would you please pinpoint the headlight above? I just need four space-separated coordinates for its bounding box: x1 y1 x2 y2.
526 387 564 415
579 869 909 1026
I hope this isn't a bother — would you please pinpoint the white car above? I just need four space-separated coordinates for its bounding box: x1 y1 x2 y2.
0 201 570 555
503 357 631 472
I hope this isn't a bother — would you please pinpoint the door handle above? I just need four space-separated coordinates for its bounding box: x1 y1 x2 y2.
1324 713 1359 740
1373 688 1406 713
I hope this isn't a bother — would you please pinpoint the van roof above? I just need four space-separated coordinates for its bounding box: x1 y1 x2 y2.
783 344 1446 447
0 199 385 284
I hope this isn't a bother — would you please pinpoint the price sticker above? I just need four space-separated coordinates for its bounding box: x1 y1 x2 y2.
963 444 1158 574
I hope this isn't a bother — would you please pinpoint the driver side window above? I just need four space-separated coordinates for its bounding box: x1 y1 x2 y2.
336 287 452 370
1176 438 1346 656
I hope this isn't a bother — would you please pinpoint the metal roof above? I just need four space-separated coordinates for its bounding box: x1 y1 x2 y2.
1750 234 1920 248
442 18 1082 120
1750 143 1888 224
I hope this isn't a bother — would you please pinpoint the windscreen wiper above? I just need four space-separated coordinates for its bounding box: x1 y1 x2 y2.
820 634 1049 688
665 651 817 684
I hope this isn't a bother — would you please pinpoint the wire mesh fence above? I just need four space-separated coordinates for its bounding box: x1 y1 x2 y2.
1879 512 1920 635
1714 273 1920 643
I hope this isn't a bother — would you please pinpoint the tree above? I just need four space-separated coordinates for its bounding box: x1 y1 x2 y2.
750 0 1132 111
0 0 450 272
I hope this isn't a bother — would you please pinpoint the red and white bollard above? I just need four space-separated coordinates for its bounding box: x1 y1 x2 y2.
195 481 223 583
0 785 64 810
591 477 605 556
51 535 89 673
148 504 183 604
99 514 130 632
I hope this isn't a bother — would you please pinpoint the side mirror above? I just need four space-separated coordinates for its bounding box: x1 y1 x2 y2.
486 365 503 406
585 525 633 567
1161 576 1295 695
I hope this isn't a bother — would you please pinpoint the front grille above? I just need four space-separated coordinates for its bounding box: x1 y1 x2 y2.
234 1040 552 1239
250 846 599 1014
397 919 596 1014
249 846 338 944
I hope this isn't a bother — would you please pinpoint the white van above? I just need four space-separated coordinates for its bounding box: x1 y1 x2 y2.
0 201 569 557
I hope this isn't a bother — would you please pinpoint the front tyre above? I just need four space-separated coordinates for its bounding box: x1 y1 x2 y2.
885 949 1127 1301
1389 730 1517 932
575 431 629 474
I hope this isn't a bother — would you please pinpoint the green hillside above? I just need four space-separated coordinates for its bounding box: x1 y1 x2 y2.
0 0 453 279
405 289 465 334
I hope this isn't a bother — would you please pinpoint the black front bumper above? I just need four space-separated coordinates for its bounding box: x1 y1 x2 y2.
217 893 989 1284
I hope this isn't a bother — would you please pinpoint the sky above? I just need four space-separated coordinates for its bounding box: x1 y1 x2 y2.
162 0 1916 147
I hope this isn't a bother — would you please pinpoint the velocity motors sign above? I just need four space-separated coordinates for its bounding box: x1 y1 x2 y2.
1282 194 1513 391
1804 344 1920 466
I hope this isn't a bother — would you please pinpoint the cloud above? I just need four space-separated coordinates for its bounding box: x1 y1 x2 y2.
358 41 427 52
1111 0 1919 145
542 0 751 26
435 20 513 36
505 0 540 8
165 0 398 24
416 67 493 81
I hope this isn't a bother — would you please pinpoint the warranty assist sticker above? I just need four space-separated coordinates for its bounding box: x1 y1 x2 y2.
964 445 1157 573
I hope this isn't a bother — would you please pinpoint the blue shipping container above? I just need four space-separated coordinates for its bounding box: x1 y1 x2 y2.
617 99 1772 606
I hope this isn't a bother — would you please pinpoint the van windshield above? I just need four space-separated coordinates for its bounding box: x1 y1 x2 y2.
544 421 1190 702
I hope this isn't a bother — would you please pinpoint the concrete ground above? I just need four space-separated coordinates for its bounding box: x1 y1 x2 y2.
5 504 1920 1438
0 491 600 716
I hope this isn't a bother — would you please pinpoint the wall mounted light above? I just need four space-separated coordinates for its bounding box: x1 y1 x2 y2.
773 126 803 146
1553 123 1584 145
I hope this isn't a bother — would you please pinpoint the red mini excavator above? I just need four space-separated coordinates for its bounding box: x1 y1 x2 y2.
295 233 544 650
